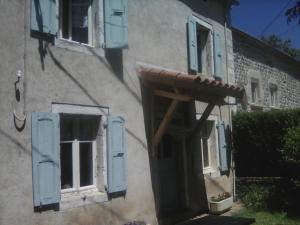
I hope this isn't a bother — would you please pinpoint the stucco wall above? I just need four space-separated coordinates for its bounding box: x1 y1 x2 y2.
0 0 234 224
233 29 300 111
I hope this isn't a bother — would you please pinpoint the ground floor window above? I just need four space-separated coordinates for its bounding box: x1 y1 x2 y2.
198 115 219 174
60 114 100 192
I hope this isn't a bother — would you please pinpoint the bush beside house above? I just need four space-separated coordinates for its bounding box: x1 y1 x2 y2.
233 108 300 177
233 108 300 216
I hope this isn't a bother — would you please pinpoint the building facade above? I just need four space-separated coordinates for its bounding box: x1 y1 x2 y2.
0 0 240 225
233 28 300 112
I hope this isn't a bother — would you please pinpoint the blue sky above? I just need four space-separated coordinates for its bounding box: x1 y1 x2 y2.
231 0 300 49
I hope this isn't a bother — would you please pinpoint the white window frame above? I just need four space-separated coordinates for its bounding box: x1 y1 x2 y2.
58 0 96 47
193 16 215 76
52 103 109 209
250 78 260 104
269 83 279 108
196 114 219 175
60 140 97 194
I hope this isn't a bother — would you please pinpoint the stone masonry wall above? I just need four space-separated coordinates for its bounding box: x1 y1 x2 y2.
232 28 300 111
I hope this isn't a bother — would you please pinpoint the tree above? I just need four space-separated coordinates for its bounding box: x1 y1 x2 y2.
285 0 300 24
261 35 300 58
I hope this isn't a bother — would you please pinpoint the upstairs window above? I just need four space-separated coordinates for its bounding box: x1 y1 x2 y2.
30 0 128 49
188 16 222 79
196 24 213 75
60 0 94 45
269 84 278 107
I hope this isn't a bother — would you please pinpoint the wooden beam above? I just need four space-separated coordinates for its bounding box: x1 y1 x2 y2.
190 102 216 139
153 89 193 102
152 100 179 147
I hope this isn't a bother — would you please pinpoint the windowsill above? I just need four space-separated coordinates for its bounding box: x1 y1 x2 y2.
60 187 108 210
249 103 264 110
203 167 215 174
203 167 220 178
270 106 280 110
55 38 104 57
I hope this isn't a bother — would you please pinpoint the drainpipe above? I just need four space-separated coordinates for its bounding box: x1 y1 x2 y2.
224 4 236 201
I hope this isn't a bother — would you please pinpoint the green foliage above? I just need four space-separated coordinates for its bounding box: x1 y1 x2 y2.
233 209 300 225
285 0 300 25
233 108 300 177
261 35 300 58
211 192 231 202
282 126 300 162
239 184 270 211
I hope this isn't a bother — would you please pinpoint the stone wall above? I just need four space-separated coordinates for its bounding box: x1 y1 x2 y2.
232 28 300 111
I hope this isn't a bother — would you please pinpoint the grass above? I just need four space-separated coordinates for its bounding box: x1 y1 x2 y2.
233 208 300 225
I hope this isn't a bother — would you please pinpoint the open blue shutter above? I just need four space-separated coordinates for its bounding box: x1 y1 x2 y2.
104 0 128 48
30 0 58 36
107 116 126 194
32 112 60 207
188 16 198 72
213 32 223 79
217 121 228 172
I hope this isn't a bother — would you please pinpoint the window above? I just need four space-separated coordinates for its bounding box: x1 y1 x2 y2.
60 0 94 45
269 84 278 107
200 120 214 170
196 24 213 75
60 114 99 191
188 16 222 79
30 0 128 49
31 104 126 210
197 115 219 174
250 78 259 104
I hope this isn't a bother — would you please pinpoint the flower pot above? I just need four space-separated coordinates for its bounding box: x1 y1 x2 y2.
209 196 233 214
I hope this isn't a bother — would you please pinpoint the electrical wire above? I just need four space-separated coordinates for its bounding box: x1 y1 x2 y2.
260 0 294 37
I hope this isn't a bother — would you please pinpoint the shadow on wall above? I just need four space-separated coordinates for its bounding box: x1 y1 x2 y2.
45 45 148 151
178 0 226 25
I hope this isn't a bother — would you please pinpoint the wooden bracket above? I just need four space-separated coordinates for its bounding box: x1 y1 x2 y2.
190 101 217 139
152 100 179 148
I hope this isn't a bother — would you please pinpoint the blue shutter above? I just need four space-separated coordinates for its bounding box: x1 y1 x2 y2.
107 116 126 194
213 32 223 79
216 121 228 172
104 0 128 48
30 0 58 36
32 112 60 207
188 16 198 72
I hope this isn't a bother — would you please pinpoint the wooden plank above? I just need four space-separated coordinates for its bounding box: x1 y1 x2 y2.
152 100 179 147
190 102 216 138
153 89 193 102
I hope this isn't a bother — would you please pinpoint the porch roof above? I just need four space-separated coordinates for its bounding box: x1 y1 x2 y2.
138 64 246 151
139 66 245 104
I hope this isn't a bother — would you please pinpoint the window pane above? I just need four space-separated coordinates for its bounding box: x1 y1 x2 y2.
251 82 258 103
79 142 93 187
61 143 73 189
72 0 89 44
202 138 209 168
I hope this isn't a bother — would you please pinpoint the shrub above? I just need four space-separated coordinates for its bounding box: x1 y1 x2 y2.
239 184 270 211
233 108 300 177
282 126 300 162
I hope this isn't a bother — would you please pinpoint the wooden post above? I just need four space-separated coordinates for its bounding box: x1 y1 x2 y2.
152 100 179 147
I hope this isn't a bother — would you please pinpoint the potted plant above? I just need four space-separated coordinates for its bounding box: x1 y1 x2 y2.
209 192 233 214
